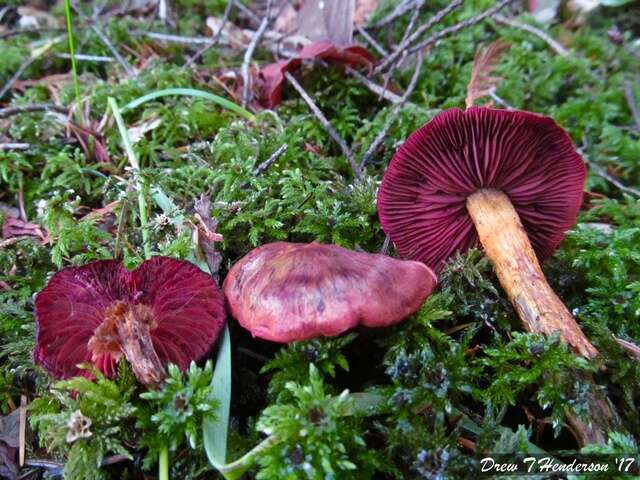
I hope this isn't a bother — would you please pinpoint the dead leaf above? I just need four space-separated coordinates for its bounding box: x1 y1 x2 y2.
193 195 224 285
260 40 374 108
128 117 162 144
0 409 20 480
1 217 48 244
465 40 510 109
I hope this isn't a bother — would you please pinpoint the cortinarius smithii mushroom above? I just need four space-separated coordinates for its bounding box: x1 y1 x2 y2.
223 242 437 342
377 107 595 358
35 257 225 387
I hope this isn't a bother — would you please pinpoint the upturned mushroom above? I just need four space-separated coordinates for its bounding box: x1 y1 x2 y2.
223 242 437 342
35 257 225 388
377 107 596 358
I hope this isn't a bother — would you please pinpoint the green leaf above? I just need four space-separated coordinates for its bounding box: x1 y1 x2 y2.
121 88 255 121
204 323 232 467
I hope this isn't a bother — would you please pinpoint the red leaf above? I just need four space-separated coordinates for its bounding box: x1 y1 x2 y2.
259 40 374 108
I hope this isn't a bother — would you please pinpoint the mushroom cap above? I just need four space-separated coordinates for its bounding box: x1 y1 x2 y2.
377 107 586 271
34 257 225 379
223 242 437 343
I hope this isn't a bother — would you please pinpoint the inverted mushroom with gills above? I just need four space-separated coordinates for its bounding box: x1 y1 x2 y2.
222 241 438 343
376 106 597 359
34 257 226 389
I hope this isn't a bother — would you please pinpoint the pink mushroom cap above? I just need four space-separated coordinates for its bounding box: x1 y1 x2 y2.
223 242 437 343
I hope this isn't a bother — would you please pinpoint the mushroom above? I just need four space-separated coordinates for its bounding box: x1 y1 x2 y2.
35 257 225 388
223 242 437 342
377 107 596 358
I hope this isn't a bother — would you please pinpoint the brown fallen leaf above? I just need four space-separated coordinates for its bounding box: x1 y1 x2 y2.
0 409 20 480
1 217 48 244
193 195 224 285
465 40 510 109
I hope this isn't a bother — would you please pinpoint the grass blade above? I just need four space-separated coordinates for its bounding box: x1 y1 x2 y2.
204 323 232 468
121 88 255 121
63 0 81 107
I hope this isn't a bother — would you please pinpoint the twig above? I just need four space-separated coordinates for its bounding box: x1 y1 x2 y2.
489 91 514 109
379 0 427 94
408 0 517 56
0 143 30 150
371 0 419 29
358 52 424 175
284 71 357 175
623 82 640 132
0 103 69 119
185 0 235 67
0 236 30 249
133 31 216 44
90 24 136 76
254 143 288 176
233 0 261 24
494 15 568 56
19 395 26 467
380 234 391 255
56 52 114 62
355 25 388 57
0 56 37 100
375 0 463 74
241 0 273 107
344 66 403 104
615 336 640 360
589 162 640 198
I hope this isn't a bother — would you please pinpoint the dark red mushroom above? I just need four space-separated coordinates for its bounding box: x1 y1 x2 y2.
223 242 437 342
35 257 225 387
377 107 596 358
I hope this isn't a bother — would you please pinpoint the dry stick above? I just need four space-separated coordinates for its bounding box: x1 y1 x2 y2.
379 0 427 96
0 143 30 150
355 25 389 57
284 71 357 175
344 66 404 104
408 0 517 56
133 31 215 44
185 0 235 67
90 24 136 76
0 103 69 119
494 14 568 56
589 162 640 198
358 53 424 176
254 143 288 176
375 0 463 75
0 56 37 100
623 82 640 132
56 52 114 62
241 0 272 107
371 0 419 29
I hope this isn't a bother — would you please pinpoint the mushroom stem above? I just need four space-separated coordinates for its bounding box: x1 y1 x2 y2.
117 305 166 388
466 188 597 358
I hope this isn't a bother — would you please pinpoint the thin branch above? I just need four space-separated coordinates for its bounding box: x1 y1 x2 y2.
344 66 404 104
90 24 136 76
375 0 463 74
494 14 568 56
56 52 115 62
0 56 37 100
355 25 388 57
254 143 288 176
0 143 30 150
623 82 640 132
241 0 273 107
284 71 357 175
371 0 419 29
408 0 517 56
615 336 640 360
0 103 69 119
133 31 215 44
589 162 640 198
358 52 424 175
185 0 235 67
